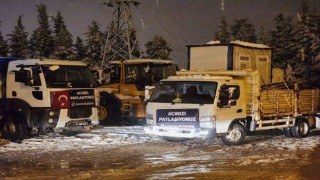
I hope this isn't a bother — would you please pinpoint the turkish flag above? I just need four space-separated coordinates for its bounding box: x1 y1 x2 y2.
50 90 70 109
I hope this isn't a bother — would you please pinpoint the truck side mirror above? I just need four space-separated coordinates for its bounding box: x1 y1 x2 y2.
218 90 230 108
145 86 155 101
230 88 240 99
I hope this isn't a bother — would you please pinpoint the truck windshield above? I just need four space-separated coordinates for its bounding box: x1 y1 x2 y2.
124 63 176 91
42 65 97 88
149 81 217 104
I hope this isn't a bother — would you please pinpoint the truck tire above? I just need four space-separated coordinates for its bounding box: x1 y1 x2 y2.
221 123 246 146
98 92 121 125
291 119 310 138
0 112 28 142
282 127 293 137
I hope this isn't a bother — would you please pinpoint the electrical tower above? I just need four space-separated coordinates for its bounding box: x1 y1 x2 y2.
100 0 142 71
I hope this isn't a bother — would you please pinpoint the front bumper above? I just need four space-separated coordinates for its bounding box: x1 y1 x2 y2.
56 107 99 128
144 125 215 139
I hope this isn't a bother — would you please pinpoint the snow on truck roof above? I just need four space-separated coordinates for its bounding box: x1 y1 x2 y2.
163 69 258 81
167 74 233 81
177 69 258 76
9 59 87 66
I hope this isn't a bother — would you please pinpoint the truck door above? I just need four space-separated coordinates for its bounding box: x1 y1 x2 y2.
215 84 246 133
8 66 48 107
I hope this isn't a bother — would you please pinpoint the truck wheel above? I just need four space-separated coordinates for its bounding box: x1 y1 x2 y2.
99 93 121 125
282 127 293 137
97 105 108 121
291 120 309 138
0 112 28 142
221 123 246 146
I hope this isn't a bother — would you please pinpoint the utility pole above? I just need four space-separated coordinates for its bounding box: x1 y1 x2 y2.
100 0 142 71
221 0 224 11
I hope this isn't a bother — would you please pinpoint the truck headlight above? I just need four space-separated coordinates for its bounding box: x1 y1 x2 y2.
48 118 54 124
200 116 216 128
145 113 154 125
49 111 55 117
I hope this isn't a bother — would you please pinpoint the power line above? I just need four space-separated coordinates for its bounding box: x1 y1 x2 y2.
100 0 142 71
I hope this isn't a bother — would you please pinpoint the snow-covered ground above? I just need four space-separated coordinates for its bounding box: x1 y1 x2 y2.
1 126 320 179
0 126 160 152
1 126 319 153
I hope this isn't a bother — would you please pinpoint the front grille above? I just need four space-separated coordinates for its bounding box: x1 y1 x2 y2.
68 107 92 119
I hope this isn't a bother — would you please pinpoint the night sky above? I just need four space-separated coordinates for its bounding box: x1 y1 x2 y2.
1 0 319 68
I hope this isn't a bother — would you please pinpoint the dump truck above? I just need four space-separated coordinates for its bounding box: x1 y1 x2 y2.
0 58 99 142
97 59 177 125
144 70 320 145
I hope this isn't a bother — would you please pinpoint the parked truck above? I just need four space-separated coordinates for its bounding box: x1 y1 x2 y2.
144 70 320 145
0 58 99 142
97 59 177 125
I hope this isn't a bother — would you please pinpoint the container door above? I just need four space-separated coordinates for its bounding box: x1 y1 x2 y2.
256 55 271 85
235 53 251 70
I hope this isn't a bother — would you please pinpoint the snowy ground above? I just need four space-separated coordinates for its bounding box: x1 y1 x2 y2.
1 126 319 153
0 126 160 152
0 126 320 179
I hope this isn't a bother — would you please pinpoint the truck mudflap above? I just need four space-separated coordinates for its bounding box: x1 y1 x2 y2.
144 125 215 139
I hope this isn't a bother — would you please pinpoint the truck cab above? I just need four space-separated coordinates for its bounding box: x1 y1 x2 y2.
0 58 99 141
144 73 247 142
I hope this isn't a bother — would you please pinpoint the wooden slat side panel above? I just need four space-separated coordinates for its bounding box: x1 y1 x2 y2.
298 89 320 114
260 89 320 118
260 89 294 117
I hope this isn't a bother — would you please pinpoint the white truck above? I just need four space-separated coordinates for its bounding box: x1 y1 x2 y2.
0 58 99 142
144 70 320 145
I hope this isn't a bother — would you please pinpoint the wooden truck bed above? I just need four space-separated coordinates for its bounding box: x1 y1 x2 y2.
260 89 320 118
